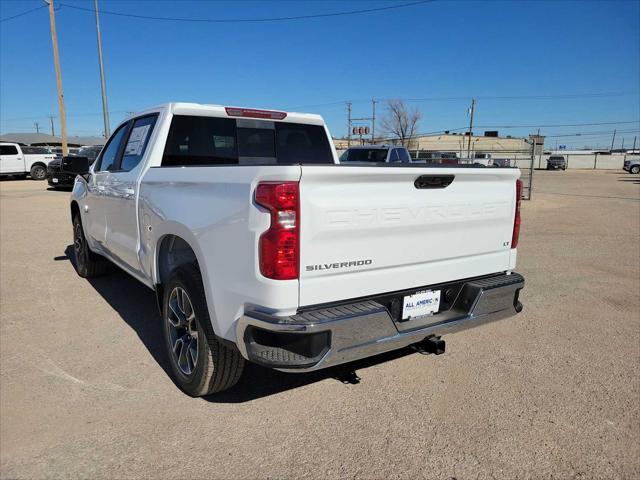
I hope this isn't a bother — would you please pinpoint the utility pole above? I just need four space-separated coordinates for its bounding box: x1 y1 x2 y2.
466 98 475 159
34 122 40 133
49 115 55 136
610 129 616 151
94 0 110 138
371 99 377 144
632 136 637 152
621 138 625 150
346 101 352 147
45 0 68 155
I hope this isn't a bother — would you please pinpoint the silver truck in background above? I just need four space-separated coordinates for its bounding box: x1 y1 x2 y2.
339 144 413 163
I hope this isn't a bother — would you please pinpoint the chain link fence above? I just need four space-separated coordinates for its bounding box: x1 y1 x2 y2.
408 146 535 200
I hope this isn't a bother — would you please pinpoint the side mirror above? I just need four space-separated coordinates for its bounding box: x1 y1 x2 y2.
61 156 89 174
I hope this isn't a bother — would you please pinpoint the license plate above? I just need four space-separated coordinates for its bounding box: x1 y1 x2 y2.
402 290 441 320
52 178 58 183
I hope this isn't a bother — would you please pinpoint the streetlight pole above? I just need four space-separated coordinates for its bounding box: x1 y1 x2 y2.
466 98 475 159
45 0 68 155
610 129 616 151
371 99 377 144
346 102 352 147
49 115 55 136
94 0 110 138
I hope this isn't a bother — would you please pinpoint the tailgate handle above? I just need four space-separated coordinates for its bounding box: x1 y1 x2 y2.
414 175 454 189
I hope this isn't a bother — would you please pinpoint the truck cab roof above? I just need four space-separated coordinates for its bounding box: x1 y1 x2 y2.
135 102 326 126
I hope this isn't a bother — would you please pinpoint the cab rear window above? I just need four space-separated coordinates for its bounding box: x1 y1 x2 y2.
162 115 333 166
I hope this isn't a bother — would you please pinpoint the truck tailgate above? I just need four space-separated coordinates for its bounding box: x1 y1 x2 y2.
298 165 520 306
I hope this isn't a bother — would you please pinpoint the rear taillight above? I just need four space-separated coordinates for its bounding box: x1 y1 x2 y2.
511 179 523 249
255 182 299 280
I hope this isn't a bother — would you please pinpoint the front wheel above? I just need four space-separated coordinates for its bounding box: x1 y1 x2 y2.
162 264 245 396
30 164 46 180
631 165 640 174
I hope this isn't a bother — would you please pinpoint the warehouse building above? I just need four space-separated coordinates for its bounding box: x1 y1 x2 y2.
0 132 104 147
334 131 534 158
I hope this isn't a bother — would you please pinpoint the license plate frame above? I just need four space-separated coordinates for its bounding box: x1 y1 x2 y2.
402 289 441 320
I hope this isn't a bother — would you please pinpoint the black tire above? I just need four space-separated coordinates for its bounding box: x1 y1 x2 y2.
631 165 640 174
72 214 109 278
30 164 46 180
162 264 244 396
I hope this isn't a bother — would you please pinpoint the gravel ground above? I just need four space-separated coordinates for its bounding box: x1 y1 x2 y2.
1 170 639 479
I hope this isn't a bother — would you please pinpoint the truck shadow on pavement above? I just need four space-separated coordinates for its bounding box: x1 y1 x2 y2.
60 246 419 403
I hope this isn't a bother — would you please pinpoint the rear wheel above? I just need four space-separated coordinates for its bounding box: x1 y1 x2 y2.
631 165 640 174
162 264 244 396
30 164 46 180
72 215 109 278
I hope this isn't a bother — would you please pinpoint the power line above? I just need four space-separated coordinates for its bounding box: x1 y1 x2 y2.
0 4 47 22
402 92 640 102
0 110 130 122
472 120 639 129
289 92 639 110
57 0 434 23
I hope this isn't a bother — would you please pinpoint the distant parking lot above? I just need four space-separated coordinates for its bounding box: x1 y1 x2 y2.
1 170 639 478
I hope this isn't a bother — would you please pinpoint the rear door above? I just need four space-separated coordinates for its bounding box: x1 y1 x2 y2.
0 145 24 173
102 114 158 272
298 165 520 306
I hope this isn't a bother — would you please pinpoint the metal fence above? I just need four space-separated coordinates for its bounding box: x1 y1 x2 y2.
408 147 536 200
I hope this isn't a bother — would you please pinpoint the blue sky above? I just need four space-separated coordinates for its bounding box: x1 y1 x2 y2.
1 0 639 148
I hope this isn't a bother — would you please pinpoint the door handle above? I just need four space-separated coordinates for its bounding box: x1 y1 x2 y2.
414 175 455 189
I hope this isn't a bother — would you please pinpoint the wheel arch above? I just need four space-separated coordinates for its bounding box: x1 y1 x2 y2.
153 232 220 335
70 200 80 222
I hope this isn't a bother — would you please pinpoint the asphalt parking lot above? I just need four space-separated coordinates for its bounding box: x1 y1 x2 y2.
1 170 639 479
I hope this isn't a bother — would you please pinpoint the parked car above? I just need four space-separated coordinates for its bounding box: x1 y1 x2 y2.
473 153 494 167
547 155 567 170
67 102 525 396
623 159 640 174
0 142 56 180
339 144 412 163
47 145 103 189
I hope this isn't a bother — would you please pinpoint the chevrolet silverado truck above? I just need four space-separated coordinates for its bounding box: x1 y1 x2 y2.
67 103 525 396
0 142 56 180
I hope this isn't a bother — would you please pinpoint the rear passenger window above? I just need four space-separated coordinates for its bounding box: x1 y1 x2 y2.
120 115 158 171
161 115 333 166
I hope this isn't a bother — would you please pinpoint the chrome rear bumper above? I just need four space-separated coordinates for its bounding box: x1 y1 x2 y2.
236 272 524 372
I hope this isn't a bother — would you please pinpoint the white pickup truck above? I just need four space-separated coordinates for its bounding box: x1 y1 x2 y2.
0 142 56 180
67 103 525 396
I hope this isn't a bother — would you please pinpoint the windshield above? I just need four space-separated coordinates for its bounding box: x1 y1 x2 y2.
341 148 389 162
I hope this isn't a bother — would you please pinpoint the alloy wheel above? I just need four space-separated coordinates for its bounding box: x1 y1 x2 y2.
166 287 199 376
